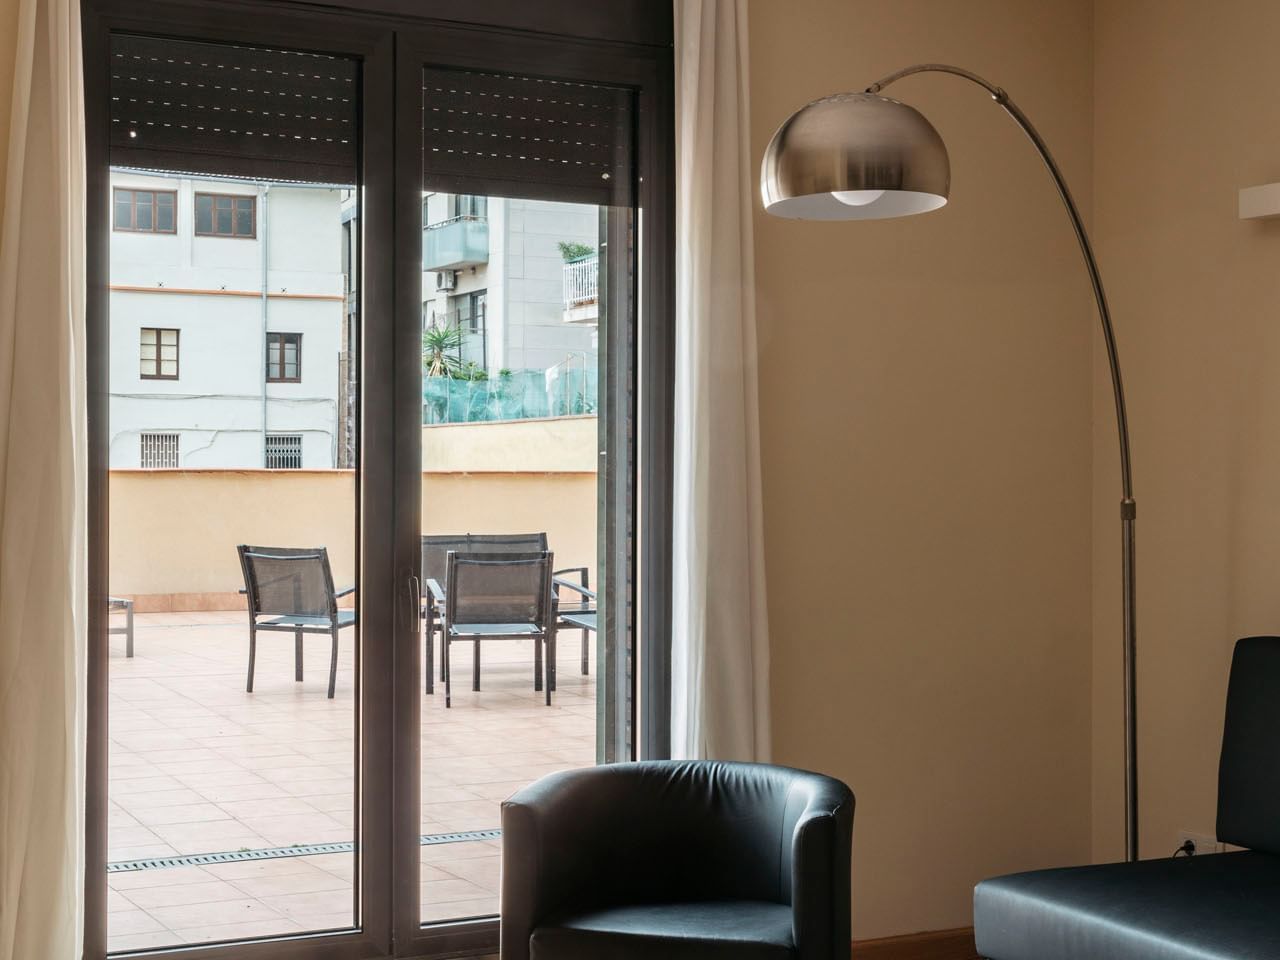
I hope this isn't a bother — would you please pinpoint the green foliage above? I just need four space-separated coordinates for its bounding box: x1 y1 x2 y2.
421 323 464 378
557 240 596 262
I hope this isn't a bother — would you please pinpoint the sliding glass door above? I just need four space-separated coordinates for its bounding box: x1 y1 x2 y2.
82 4 671 959
408 54 638 929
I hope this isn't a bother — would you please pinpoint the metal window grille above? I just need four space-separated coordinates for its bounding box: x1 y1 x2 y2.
139 433 179 468
265 434 303 469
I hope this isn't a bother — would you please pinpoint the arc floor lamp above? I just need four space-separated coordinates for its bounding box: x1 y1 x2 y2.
760 64 1139 862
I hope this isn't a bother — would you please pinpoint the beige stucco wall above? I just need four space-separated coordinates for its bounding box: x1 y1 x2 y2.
750 0 1096 939
109 417 597 605
1090 0 1280 861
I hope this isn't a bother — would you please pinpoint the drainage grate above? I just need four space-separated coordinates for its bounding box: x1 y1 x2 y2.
107 829 503 873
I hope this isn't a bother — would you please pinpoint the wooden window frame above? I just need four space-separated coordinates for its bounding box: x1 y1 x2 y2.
112 186 178 233
265 331 302 383
139 326 180 380
194 190 258 238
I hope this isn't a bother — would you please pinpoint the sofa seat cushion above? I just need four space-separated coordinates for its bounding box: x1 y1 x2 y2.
529 900 796 960
974 850 1280 960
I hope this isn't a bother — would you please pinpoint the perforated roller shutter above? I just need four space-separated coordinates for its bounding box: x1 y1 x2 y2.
109 33 358 184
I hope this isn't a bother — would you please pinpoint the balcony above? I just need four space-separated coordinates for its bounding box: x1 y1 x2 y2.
562 255 598 324
423 215 489 271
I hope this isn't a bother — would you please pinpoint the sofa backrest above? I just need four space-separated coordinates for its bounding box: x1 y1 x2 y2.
1217 636 1280 853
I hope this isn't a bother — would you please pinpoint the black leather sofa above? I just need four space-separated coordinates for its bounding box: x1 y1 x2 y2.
974 635 1280 960
500 760 854 959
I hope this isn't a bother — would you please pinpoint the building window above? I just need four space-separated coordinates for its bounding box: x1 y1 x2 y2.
452 194 487 219
265 434 303 469
266 332 302 382
113 188 176 233
139 327 179 379
195 192 256 238
455 289 486 334
139 433 179 468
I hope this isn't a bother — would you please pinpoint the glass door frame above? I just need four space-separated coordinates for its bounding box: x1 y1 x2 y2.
392 25 673 957
82 2 397 957
82 2 672 958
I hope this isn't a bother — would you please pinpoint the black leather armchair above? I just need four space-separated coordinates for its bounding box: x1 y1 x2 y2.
501 760 854 960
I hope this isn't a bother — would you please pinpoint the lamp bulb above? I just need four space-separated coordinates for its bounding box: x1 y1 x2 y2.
831 189 886 207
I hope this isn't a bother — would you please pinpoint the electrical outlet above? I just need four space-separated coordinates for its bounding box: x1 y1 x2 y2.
1178 830 1225 856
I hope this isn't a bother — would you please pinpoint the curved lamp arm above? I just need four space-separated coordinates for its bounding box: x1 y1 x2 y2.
870 64 1139 862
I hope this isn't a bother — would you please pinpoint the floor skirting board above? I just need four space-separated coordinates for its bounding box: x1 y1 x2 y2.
852 927 980 960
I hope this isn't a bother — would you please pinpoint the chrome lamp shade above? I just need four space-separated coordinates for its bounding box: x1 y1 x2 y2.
760 92 950 220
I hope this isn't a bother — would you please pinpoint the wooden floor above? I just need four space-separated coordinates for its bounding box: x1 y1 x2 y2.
106 610 595 954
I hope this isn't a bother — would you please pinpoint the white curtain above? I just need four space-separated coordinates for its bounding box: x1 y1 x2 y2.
671 0 770 761
0 0 86 956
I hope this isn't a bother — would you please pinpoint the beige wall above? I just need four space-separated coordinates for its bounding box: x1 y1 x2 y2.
1090 0 1280 860
750 0 1096 939
109 417 597 605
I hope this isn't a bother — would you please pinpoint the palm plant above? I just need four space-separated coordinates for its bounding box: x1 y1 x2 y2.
422 323 465 378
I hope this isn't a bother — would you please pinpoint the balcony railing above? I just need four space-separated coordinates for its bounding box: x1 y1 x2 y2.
562 255 598 323
563 255 598 307
424 215 489 271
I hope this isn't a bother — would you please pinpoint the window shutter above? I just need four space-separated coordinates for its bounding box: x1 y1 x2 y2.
422 67 634 207
110 34 357 185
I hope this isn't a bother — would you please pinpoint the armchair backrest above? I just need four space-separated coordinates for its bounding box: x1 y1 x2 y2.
237 545 337 619
1217 636 1280 853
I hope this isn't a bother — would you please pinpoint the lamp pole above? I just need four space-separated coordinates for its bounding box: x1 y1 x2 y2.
866 65 1138 862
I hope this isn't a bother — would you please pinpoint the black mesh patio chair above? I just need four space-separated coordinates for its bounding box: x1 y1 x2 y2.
552 568 594 678
421 532 547 694
443 550 556 708
237 545 355 699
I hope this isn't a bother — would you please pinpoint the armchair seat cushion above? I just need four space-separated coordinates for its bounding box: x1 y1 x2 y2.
974 850 1280 960
530 901 796 960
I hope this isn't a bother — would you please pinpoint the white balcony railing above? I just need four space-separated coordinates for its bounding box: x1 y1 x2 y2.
562 255 598 309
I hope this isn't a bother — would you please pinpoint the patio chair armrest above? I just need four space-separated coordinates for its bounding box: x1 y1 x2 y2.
238 588 247 595
552 575 596 601
425 578 446 603
335 585 355 599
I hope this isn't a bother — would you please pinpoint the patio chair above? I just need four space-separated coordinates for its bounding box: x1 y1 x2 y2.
421 532 548 694
236 545 355 699
552 567 594 678
442 550 556 708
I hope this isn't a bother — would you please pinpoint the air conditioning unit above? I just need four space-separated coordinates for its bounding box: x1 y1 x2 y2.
436 270 457 291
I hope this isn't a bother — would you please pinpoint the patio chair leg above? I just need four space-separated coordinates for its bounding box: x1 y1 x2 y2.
546 631 556 706
581 628 588 675
444 636 452 708
472 640 481 692
246 626 257 693
295 631 304 682
534 635 543 692
441 636 448 682
328 627 338 699
425 625 434 695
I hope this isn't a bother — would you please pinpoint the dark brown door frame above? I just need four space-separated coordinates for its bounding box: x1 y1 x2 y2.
83 3 395 958
391 24 672 956
82 3 672 959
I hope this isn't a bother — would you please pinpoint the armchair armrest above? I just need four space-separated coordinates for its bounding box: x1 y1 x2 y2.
335 585 355 599
789 788 854 960
501 768 626 960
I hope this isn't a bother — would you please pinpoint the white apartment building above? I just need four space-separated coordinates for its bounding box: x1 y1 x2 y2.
108 171 349 470
421 193 599 376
